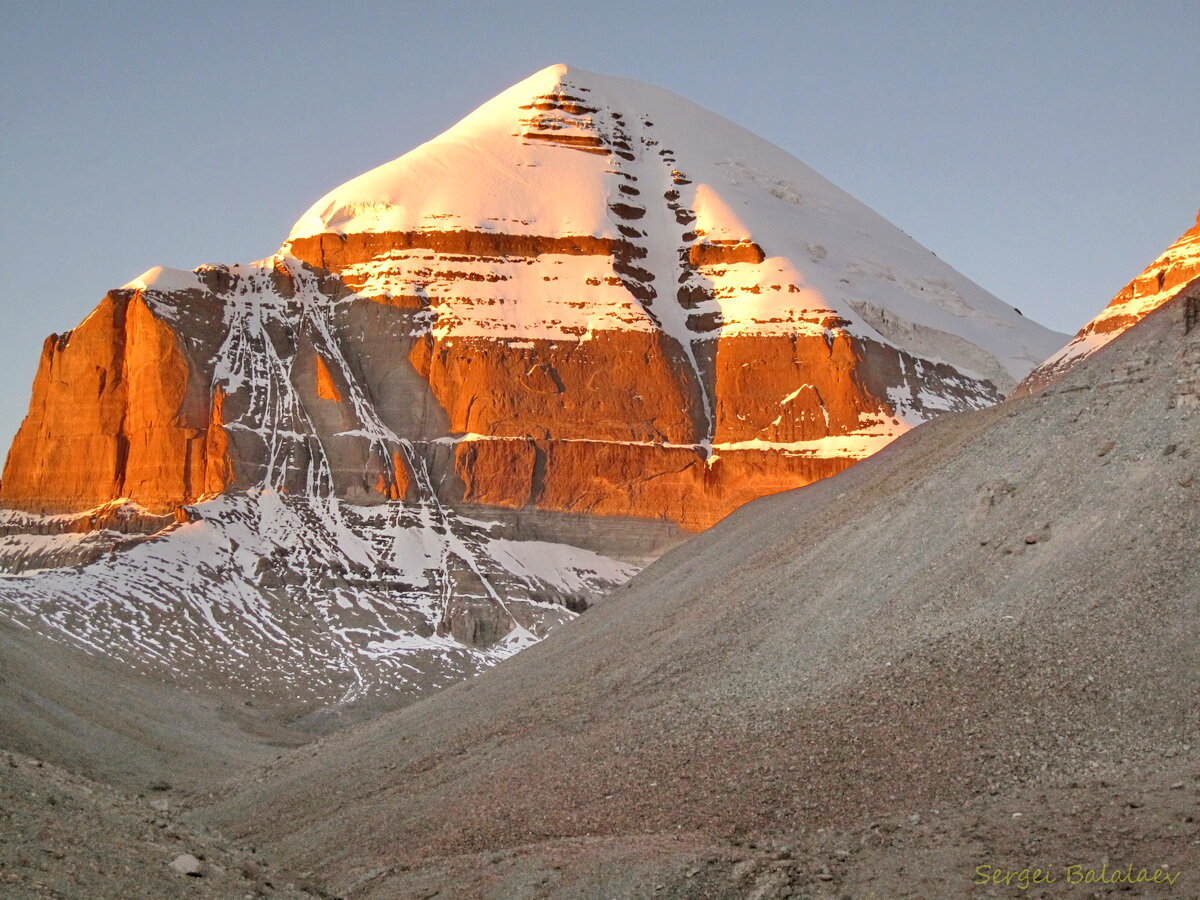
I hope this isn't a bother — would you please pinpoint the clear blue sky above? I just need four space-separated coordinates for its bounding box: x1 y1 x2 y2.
2 1 1197 456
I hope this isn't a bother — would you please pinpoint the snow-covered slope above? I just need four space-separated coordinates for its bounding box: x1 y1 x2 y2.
0 492 631 707
0 257 657 706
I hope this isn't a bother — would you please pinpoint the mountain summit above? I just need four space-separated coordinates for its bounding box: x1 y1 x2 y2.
277 62 1065 527
0 65 1065 705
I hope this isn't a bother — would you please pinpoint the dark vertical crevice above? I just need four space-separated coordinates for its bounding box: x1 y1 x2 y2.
111 293 131 498
529 441 548 507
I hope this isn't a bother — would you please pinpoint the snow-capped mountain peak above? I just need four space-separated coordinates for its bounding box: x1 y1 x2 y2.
1 64 1066 708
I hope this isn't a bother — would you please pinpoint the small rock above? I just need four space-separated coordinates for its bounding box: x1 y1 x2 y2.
148 780 172 792
1170 781 1185 790
1097 441 1116 457
170 853 203 877
1163 443 1177 456
908 814 921 825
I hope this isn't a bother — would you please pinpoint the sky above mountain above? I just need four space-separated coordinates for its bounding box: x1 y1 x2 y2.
2 0 1197 456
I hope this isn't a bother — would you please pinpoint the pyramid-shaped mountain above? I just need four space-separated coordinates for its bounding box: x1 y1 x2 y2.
0 65 1066 707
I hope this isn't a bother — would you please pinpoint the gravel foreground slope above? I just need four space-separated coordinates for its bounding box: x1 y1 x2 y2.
0 619 312 793
199 288 1199 898
0 749 329 899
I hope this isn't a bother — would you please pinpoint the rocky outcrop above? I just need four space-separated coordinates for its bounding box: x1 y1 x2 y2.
0 289 229 514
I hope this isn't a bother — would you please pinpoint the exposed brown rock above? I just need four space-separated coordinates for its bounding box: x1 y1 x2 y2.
420 331 700 444
1017 210 1200 394
452 437 858 531
375 450 412 501
286 230 639 273
521 131 606 149
204 388 233 496
711 332 879 443
0 257 989 533
454 438 540 508
688 240 766 267
1107 211 1200 313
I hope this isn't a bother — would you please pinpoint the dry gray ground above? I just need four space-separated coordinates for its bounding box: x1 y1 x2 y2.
0 620 333 896
0 617 311 793
0 291 1195 898
0 748 329 899
197 291 1199 898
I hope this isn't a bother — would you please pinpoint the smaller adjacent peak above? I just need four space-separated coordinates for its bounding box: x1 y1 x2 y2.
121 266 202 293
1016 208 1200 394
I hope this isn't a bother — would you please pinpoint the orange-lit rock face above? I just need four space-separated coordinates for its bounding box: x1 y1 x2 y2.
315 356 344 402
421 324 975 529
1096 212 1200 334
0 290 230 514
280 210 999 531
452 436 858 531
0 64 1080 712
0 254 988 529
415 325 907 529
0 220 1010 528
